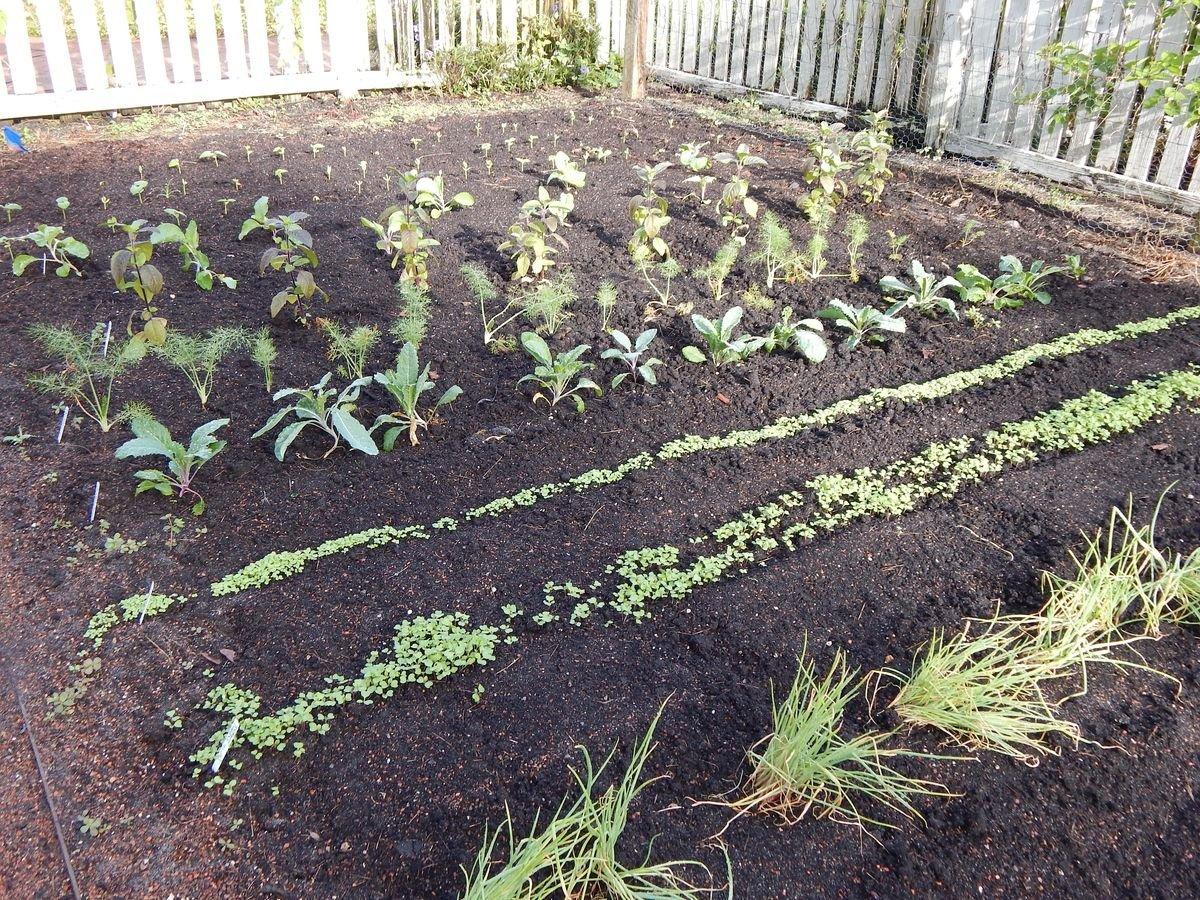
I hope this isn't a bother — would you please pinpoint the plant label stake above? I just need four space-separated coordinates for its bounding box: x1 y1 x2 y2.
55 407 68 443
212 718 239 773
137 581 155 625
88 481 100 523
101 321 112 357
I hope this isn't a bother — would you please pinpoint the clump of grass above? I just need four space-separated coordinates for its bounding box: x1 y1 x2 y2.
391 280 432 348
27 322 147 431
521 270 577 335
595 280 618 331
249 327 277 393
697 237 741 305
157 326 247 407
460 704 716 898
719 645 950 832
318 319 380 380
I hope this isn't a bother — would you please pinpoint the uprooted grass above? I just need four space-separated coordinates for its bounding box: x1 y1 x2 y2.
714 645 953 834
460 704 723 900
887 494 1196 761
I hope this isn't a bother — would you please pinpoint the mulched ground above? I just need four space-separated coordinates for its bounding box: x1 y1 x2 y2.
1 86 1198 898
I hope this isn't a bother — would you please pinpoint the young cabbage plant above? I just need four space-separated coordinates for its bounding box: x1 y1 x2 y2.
546 151 587 190
253 373 378 460
115 415 227 515
682 306 765 366
880 260 961 318
370 342 463 448
817 299 907 351
761 307 828 363
517 332 602 412
11 224 90 278
601 328 662 388
991 255 1063 308
951 263 1002 308
27 323 146 432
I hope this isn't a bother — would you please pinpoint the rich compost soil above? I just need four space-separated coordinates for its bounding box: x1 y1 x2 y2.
1 87 1199 899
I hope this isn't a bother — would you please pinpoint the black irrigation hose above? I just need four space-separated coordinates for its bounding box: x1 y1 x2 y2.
0 646 81 900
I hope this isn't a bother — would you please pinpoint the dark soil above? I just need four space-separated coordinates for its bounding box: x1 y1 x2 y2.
1 87 1199 899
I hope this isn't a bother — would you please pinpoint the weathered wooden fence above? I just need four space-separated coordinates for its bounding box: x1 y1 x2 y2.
3 0 1199 212
594 0 1200 212
0 0 562 118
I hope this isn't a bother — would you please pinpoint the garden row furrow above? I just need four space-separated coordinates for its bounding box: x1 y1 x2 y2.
77 302 1200 660
183 365 1200 788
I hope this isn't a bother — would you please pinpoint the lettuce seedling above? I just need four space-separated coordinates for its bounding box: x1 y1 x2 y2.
880 260 961 318
254 373 378 460
682 306 765 366
601 328 662 388
115 415 227 515
817 299 907 351
517 333 602 412
370 342 462 448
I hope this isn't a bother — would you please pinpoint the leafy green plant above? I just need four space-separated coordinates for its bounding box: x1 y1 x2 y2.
391 280 432 347
801 125 851 220
27 323 145 432
2 201 21 223
107 218 168 344
682 306 764 366
115 414 227 515
250 328 277 393
151 219 236 290
817 300 907 351
849 111 894 204
1063 254 1086 281
628 162 678 304
719 644 949 830
517 332 602 412
697 237 742 305
253 374 378 460
761 307 828 362
500 186 576 281
546 150 586 190
198 150 227 166
318 319 380 380
10 224 90 278
991 255 1063 308
601 328 661 388
156 327 247 406
880 260 961 318
239 197 326 322
370 343 462 448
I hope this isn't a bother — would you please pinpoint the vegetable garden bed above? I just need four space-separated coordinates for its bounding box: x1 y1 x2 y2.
2 88 1199 898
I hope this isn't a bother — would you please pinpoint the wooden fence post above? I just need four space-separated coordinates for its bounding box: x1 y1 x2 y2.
621 0 649 99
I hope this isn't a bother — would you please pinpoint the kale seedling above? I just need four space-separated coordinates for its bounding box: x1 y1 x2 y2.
115 414 228 515
254 373 378 460
370 342 463 448
517 332 602 412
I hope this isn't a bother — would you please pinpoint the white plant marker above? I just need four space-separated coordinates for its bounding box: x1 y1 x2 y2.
55 407 68 443
137 581 156 625
212 718 239 773
88 481 100 523
101 321 112 357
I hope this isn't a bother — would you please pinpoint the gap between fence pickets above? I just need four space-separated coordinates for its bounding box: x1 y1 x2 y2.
649 67 848 120
944 133 1200 216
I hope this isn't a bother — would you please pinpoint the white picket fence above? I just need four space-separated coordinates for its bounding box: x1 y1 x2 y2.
4 0 1199 213
593 0 1200 213
0 0 558 118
